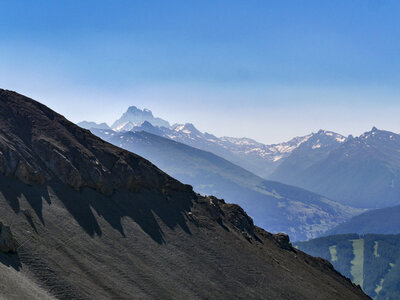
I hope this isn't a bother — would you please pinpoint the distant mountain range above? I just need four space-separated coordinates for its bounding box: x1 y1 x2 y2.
78 107 347 178
91 129 362 241
295 233 400 299
80 106 400 210
270 129 347 182
272 127 400 208
0 89 369 299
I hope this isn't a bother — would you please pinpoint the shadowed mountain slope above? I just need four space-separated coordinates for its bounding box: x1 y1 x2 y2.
0 89 368 299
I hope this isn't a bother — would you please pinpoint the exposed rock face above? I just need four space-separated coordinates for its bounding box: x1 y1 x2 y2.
0 89 181 195
0 135 47 184
224 202 255 236
0 222 17 253
206 196 224 221
273 233 293 250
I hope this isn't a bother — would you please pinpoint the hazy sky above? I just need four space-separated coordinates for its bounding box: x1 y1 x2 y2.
1 0 400 143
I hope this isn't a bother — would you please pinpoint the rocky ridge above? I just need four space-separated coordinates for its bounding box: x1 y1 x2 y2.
0 89 181 195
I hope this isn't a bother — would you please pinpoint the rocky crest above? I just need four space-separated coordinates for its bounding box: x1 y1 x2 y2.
196 195 298 250
0 89 183 195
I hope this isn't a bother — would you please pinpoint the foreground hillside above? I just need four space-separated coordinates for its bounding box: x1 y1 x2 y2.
0 89 369 299
296 234 400 299
91 129 361 241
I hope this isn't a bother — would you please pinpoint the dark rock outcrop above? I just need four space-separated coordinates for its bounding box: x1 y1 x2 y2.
0 222 17 253
273 233 293 250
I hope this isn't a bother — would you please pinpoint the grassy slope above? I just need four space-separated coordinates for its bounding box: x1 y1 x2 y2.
296 234 400 299
329 245 338 262
350 239 364 288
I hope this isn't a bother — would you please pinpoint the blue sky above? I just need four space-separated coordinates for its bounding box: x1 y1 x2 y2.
1 0 400 143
